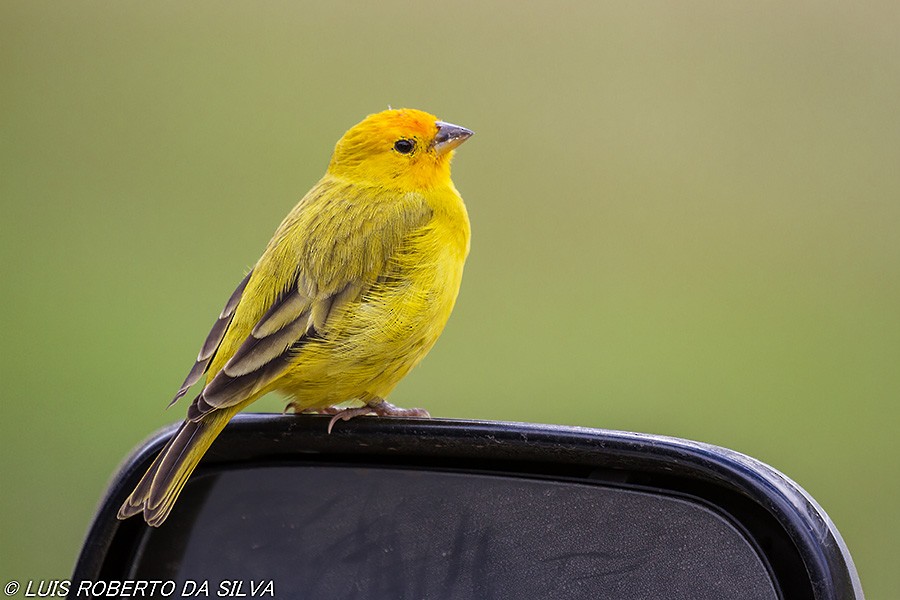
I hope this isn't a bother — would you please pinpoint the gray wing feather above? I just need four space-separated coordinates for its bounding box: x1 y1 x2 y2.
251 287 312 338
185 281 358 421
223 310 312 378
186 352 297 422
168 270 252 408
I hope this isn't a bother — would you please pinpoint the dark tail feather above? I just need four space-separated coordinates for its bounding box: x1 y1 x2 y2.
117 408 236 527
116 431 175 520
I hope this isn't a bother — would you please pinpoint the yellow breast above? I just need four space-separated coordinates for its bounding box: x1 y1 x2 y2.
272 183 470 407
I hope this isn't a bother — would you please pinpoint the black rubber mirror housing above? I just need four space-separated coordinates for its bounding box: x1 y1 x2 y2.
71 415 864 599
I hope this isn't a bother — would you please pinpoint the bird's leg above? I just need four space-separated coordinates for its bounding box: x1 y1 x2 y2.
327 398 430 434
284 402 344 415
310 406 344 415
368 399 430 419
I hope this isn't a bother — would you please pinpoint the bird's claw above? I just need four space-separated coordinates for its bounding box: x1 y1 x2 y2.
326 399 430 434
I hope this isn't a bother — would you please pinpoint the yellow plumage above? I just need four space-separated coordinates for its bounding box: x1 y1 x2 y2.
118 108 472 526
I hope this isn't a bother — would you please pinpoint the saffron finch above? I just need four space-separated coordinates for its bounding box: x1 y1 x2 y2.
118 108 473 526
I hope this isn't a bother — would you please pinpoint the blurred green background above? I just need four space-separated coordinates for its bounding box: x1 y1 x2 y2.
2 0 898 595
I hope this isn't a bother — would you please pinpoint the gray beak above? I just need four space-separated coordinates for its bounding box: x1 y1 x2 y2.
433 121 474 155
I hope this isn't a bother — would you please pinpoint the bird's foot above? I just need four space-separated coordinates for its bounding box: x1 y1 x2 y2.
327 399 430 434
285 403 344 416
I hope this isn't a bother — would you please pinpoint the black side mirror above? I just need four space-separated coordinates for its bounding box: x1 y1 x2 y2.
72 415 864 599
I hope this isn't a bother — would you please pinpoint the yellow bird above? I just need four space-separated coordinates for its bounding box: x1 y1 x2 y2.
118 108 473 526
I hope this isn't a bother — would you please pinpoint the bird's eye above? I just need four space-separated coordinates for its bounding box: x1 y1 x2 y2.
393 139 415 154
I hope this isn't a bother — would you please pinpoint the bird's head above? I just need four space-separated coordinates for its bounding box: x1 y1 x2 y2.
327 108 473 190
